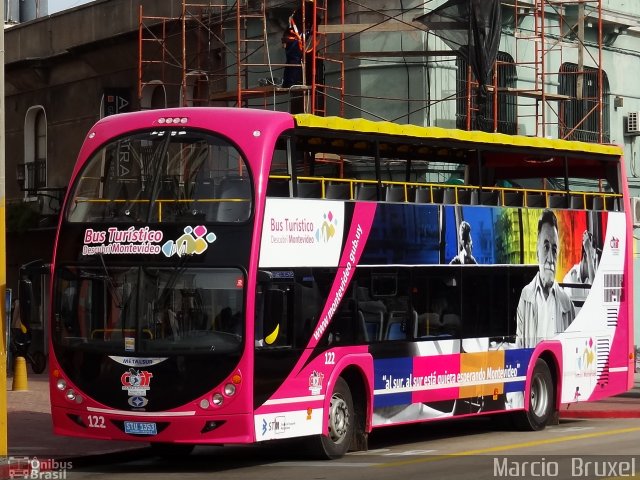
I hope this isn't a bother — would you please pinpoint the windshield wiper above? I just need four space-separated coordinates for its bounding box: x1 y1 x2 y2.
82 254 124 309
145 133 172 223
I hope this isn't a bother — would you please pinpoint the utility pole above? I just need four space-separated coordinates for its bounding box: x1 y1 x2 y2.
0 0 7 458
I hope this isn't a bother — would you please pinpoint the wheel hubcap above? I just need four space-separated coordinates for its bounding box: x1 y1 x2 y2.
328 394 349 443
530 375 549 417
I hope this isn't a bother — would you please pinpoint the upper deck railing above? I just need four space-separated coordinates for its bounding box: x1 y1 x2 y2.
267 175 622 211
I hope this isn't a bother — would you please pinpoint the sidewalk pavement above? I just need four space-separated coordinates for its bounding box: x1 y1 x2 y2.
2 371 640 461
559 372 640 418
5 372 146 460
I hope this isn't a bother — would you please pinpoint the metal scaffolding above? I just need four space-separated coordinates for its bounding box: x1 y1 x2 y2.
138 0 345 115
137 0 618 143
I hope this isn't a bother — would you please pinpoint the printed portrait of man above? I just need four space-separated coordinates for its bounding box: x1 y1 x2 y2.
516 209 575 348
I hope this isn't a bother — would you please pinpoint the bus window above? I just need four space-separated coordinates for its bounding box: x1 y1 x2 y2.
371 273 397 297
330 298 357 345
413 271 461 339
460 268 510 339
53 266 244 354
293 273 323 347
355 286 386 343
66 131 251 223
255 269 295 348
257 287 287 347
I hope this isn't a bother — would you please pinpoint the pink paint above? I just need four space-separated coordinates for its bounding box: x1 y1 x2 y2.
194 225 207 237
412 354 460 402
307 202 377 351
256 202 377 406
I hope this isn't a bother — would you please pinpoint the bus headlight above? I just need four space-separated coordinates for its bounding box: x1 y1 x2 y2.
56 379 67 391
199 399 210 409
212 393 224 406
65 389 77 401
224 383 236 396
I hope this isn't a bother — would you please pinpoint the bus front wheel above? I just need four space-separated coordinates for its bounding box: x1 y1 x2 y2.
515 359 554 431
311 377 354 459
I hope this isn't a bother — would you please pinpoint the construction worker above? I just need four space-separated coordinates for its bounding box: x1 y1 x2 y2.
282 0 324 113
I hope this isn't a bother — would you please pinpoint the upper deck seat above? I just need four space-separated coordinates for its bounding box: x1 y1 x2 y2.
216 177 251 222
296 181 322 198
525 193 546 208
548 194 568 209
415 187 443 204
471 190 499 206
592 196 605 210
385 185 410 202
266 179 289 197
456 189 472 205
501 191 523 207
355 183 379 201
325 183 351 200
443 188 455 204
443 188 471 205
570 194 592 209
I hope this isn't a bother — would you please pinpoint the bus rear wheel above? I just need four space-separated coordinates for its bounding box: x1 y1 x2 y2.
515 359 554 431
310 377 353 459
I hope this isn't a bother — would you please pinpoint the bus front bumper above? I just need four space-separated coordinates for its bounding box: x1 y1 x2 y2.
52 406 255 445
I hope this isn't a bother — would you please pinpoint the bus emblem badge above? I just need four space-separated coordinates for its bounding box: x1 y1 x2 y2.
121 368 154 396
162 226 217 258
308 370 324 395
128 396 149 408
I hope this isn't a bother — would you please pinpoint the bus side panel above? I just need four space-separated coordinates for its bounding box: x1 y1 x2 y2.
253 349 372 441
254 200 632 431
370 342 532 425
356 204 629 407
254 201 378 440
559 211 631 403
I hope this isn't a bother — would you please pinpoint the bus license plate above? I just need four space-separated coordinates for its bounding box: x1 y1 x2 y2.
124 421 157 435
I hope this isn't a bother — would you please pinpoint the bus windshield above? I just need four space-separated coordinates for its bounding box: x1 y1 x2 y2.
66 129 252 223
53 265 244 355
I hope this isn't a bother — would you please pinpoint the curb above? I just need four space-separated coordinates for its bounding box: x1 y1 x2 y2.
559 410 640 419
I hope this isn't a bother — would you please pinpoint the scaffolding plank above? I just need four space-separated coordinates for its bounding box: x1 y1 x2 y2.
323 50 455 59
319 20 428 34
485 86 571 101
209 85 311 101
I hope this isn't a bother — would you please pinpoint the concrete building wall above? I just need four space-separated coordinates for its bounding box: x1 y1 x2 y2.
3 0 640 344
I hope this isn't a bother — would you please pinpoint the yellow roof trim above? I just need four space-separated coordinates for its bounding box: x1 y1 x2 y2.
293 114 623 156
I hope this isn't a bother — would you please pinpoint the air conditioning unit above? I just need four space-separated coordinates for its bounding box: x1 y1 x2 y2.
632 197 640 227
627 112 640 134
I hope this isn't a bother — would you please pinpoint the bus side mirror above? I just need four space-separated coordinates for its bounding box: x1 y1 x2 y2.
18 277 34 332
258 270 273 284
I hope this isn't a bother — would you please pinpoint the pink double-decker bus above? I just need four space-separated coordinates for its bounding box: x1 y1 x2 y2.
41 107 634 458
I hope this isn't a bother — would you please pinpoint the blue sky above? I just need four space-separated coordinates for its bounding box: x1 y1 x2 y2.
49 0 93 15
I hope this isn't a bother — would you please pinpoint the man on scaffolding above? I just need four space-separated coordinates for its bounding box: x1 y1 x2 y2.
282 0 324 114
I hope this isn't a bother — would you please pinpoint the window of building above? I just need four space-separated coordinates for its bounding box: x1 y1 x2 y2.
21 106 47 194
184 71 209 107
558 63 610 143
140 81 167 110
456 52 517 134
